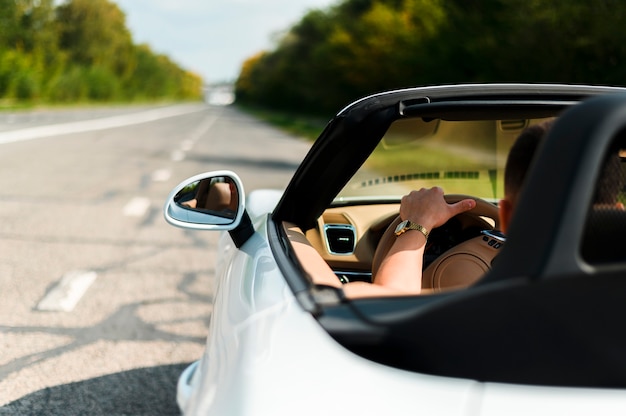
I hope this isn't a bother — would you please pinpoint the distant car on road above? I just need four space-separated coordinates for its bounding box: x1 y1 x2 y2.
165 84 626 415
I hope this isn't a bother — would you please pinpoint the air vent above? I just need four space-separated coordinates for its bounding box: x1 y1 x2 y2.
324 224 356 255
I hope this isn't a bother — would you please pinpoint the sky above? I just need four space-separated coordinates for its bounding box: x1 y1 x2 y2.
114 0 337 84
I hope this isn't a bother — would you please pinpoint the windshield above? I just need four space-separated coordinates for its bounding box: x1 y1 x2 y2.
336 117 554 203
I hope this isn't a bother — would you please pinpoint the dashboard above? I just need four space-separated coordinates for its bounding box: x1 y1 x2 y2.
305 201 501 288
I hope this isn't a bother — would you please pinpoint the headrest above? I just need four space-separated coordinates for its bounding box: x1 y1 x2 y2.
581 208 626 264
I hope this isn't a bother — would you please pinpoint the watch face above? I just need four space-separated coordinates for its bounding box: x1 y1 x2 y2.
395 220 409 234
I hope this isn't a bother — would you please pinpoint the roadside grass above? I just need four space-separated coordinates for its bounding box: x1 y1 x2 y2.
0 99 37 111
0 98 202 113
237 105 328 141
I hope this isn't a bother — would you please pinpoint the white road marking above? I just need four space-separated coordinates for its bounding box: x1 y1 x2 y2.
168 115 218 162
36 270 97 312
180 140 194 151
186 115 218 143
151 169 171 182
0 105 206 145
171 150 186 162
123 197 151 217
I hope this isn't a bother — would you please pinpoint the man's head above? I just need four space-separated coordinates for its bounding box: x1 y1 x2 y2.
499 120 554 232
499 119 625 233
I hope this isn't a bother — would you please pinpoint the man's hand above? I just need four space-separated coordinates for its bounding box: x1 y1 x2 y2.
374 188 477 294
399 187 476 231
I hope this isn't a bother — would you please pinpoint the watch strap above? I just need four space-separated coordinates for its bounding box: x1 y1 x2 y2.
396 220 429 239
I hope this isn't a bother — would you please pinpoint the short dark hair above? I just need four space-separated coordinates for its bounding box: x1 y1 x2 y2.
504 120 625 206
504 120 554 205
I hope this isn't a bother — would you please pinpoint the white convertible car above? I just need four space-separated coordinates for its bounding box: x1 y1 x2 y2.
165 84 626 415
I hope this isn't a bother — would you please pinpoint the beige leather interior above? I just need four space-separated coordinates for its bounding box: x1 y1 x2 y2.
421 235 501 291
284 197 501 295
305 204 399 273
283 222 342 288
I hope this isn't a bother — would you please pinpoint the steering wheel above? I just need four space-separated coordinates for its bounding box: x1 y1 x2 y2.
371 195 502 292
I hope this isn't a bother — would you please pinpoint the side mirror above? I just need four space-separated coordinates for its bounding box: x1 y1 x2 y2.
164 171 245 231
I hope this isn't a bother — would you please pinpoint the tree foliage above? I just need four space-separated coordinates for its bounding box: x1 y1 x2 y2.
236 0 626 115
0 0 202 104
57 0 134 76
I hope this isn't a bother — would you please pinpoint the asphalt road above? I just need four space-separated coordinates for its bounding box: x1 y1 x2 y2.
0 103 312 415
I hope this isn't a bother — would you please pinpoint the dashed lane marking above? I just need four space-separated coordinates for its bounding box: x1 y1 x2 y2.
170 114 218 160
180 140 194 151
186 114 218 143
171 150 186 162
151 169 171 182
123 197 151 217
36 270 97 312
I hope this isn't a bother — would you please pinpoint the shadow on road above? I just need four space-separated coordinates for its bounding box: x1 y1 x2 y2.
0 298 208 378
0 363 187 416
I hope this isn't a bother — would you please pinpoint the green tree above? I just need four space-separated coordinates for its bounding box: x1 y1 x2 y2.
0 0 202 104
236 0 449 114
236 0 626 115
56 0 135 78
0 0 60 100
124 43 202 100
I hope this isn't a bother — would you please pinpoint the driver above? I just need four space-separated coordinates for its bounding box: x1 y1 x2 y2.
344 120 552 297
342 119 624 297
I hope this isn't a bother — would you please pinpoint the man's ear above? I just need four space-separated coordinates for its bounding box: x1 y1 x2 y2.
499 198 513 234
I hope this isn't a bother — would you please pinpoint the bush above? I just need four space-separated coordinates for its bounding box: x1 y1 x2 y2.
85 66 120 101
12 71 40 100
47 66 88 102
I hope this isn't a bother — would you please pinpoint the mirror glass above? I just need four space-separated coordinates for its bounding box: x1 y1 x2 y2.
169 176 240 226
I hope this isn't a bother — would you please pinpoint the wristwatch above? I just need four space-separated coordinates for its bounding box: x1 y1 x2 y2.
394 220 429 239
